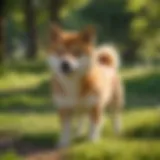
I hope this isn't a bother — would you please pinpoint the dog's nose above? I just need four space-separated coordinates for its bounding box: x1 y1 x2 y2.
61 61 71 73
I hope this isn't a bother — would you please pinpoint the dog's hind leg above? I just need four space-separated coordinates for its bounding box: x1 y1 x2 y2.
110 76 124 135
110 109 122 135
88 106 103 142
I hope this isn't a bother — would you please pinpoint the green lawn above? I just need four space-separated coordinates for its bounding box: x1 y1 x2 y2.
0 61 160 160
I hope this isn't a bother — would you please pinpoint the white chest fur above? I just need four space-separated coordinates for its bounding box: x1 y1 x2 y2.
53 74 81 108
53 75 100 109
53 67 114 109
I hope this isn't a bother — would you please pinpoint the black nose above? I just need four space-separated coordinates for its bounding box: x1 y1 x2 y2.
61 61 71 73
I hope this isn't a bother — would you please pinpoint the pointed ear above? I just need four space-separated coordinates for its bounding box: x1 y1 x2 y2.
50 23 62 41
81 25 96 43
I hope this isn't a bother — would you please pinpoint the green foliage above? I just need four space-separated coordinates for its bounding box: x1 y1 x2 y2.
64 0 132 43
5 0 22 14
127 0 160 62
4 0 160 63
61 0 91 18
62 0 160 63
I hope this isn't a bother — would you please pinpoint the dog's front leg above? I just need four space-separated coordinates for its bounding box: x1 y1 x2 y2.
58 108 72 147
75 115 86 137
89 106 103 142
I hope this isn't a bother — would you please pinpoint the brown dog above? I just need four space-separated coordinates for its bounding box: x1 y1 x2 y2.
47 24 124 147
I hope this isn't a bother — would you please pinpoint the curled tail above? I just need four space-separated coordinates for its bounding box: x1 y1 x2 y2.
96 45 120 69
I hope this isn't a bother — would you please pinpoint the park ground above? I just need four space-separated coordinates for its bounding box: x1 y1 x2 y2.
0 60 160 160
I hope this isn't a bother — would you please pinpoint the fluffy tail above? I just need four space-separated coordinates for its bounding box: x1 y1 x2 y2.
96 44 120 69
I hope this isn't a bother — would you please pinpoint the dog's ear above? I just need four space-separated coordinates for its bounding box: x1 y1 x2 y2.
50 23 62 41
80 25 96 43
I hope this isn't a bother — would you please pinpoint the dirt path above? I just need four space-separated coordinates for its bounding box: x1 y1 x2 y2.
25 149 62 160
0 135 65 160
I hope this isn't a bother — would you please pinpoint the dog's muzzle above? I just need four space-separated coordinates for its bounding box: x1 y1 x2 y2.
61 61 73 74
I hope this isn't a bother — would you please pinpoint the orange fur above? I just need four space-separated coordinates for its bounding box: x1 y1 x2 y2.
48 25 94 57
47 24 124 146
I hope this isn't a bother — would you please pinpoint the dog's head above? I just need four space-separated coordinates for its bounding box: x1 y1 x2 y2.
47 24 96 76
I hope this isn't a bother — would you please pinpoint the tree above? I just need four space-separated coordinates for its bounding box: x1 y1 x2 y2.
0 0 5 62
127 0 160 63
24 0 37 59
49 0 90 23
63 0 160 63
50 0 64 23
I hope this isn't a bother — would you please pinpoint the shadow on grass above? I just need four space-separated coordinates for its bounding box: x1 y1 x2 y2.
0 131 59 156
124 123 160 139
0 114 159 156
0 80 55 113
1 60 48 75
125 71 160 107
0 128 159 157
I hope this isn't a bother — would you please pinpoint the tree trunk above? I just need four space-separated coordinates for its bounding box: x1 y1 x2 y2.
123 41 141 63
50 0 64 23
0 0 5 62
25 0 37 59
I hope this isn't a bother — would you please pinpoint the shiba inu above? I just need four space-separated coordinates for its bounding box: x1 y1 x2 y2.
47 24 124 147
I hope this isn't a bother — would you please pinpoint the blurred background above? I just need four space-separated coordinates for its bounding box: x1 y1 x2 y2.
0 0 160 160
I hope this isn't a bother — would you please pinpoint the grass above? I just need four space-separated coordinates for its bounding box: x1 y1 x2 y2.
67 139 160 160
0 152 22 160
0 108 159 160
0 61 160 159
